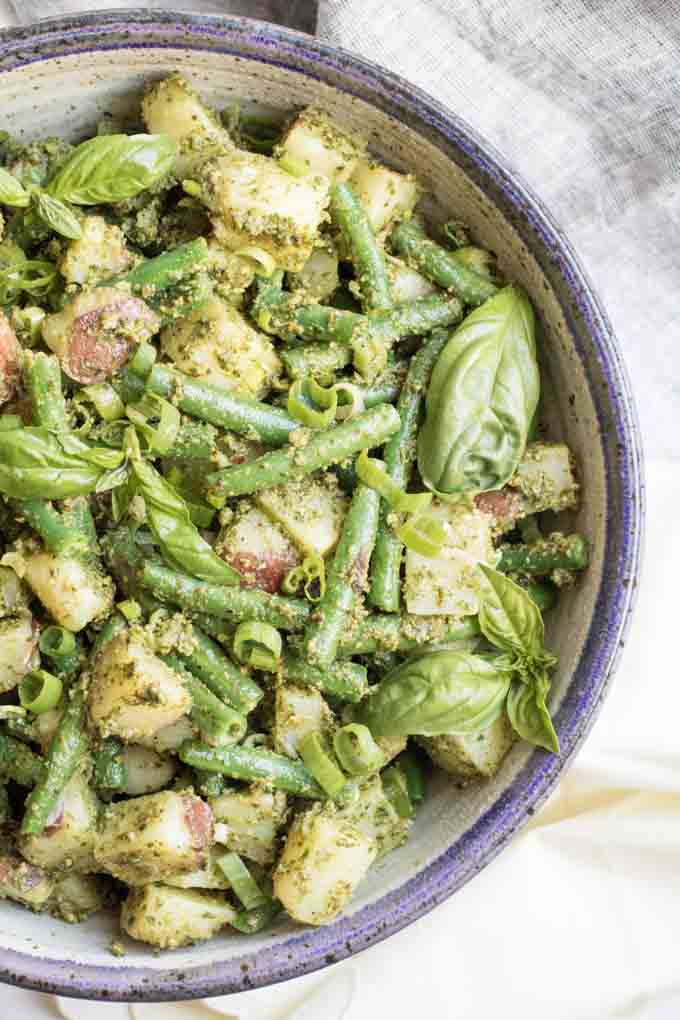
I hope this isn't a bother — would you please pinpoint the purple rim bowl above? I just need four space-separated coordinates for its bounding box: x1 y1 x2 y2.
0 9 644 1002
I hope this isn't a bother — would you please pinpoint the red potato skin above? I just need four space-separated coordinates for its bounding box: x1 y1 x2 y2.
0 853 48 893
62 298 159 385
224 550 300 594
183 795 213 852
0 312 23 405
474 488 524 527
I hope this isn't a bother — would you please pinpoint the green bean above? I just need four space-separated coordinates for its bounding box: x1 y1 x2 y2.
178 626 263 716
59 497 98 552
39 626 81 675
391 220 498 307
17 499 93 560
279 651 368 703
164 421 220 464
180 740 324 799
337 613 481 656
0 731 46 787
90 610 128 660
24 352 67 431
205 403 401 505
163 656 247 747
369 328 450 612
497 534 589 576
117 363 299 447
112 238 209 297
93 737 127 791
299 482 381 668
192 769 226 798
522 579 559 612
21 685 88 835
280 342 352 383
331 182 392 313
138 560 311 632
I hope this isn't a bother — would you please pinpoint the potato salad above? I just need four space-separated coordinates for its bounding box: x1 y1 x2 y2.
0 75 589 950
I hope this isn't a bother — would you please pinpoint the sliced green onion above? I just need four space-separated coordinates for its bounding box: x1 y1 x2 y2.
356 451 432 513
117 599 141 622
281 553 326 602
0 414 22 432
80 383 125 422
230 899 281 934
333 724 385 776
126 394 180 455
235 245 277 277
19 669 63 715
182 179 202 198
397 749 426 805
287 377 338 429
382 764 414 819
298 731 346 798
217 852 268 910
351 329 388 379
278 153 309 177
395 512 446 557
38 626 80 674
233 621 282 671
123 424 143 462
128 341 157 381
334 382 365 421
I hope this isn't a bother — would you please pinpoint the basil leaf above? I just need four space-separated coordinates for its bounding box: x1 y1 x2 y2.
0 465 101 499
57 433 125 470
33 191 82 240
506 673 559 753
95 462 130 494
0 427 122 499
0 167 29 208
477 564 545 657
417 286 539 493
47 134 177 205
147 506 240 586
357 650 511 738
131 459 187 519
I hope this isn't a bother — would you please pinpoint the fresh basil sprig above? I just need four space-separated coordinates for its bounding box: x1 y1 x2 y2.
0 426 126 500
47 134 177 205
0 166 29 208
33 191 82 240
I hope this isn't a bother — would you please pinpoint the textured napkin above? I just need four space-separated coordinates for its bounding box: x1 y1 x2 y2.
0 2 678 1018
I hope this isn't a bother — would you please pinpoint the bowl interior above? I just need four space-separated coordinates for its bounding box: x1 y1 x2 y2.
0 13 642 1000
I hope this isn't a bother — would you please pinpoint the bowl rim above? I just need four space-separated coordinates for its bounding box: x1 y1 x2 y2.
0 8 644 1002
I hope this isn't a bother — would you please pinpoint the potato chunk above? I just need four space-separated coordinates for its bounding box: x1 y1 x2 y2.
20 774 99 872
23 553 114 632
211 785 288 865
49 872 108 923
273 684 332 758
59 215 135 287
121 744 177 797
161 296 281 400
142 73 233 174
88 630 191 741
418 713 515 779
217 505 299 594
95 791 213 885
0 851 54 908
274 803 376 926
256 473 347 557
200 151 331 272
121 884 236 949
0 612 38 693
349 158 419 235
276 107 366 182
404 501 495 616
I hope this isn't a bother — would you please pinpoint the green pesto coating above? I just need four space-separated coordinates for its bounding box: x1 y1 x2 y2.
280 342 351 383
369 328 451 612
21 685 88 836
337 613 482 656
205 403 401 505
331 182 393 313
280 650 368 703
0 732 46 787
299 482 381 668
178 625 263 716
90 610 128 660
139 560 311 632
17 498 93 560
112 238 209 295
93 737 127 791
164 421 220 464
391 220 498 307
162 656 247 747
180 740 324 799
497 533 589 576
59 497 98 553
118 362 298 446
25 352 67 431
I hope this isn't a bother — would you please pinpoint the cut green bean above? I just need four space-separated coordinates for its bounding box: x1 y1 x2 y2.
337 613 481 656
24 352 67 431
205 403 401 505
180 740 324 799
112 238 209 296
497 534 589 576
178 625 263 716
17 499 93 560
163 656 247 747
0 732 46 787
391 220 498 307
279 652 367 703
331 182 392 313
91 611 128 660
280 342 351 383
93 736 127 791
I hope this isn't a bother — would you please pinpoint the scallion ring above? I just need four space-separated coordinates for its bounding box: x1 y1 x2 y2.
382 765 414 819
298 731 347 799
128 341 157 381
235 245 277 277
333 382 365 421
395 512 447 558
217 852 268 910
38 626 80 673
333 723 385 776
356 450 433 513
18 669 63 715
233 621 282 671
287 377 338 429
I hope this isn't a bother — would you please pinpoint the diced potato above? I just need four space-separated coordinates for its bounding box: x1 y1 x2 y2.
256 473 347 557
287 239 340 301
0 612 37 693
273 684 332 758
165 848 229 890
161 296 281 400
135 715 198 754
341 775 410 857
59 215 135 287
206 238 256 305
49 872 108 923
0 851 54 909
418 713 515 779
200 151 331 272
20 774 99 873
41 286 159 362
141 73 233 174
95 790 213 885
511 442 579 515
34 705 63 754
121 884 236 949
276 108 366 182
0 565 31 618
404 501 495 616
23 553 114 632
350 158 420 235
274 803 376 925
88 630 191 742
121 744 177 797
387 254 437 303
211 785 288 865
216 505 299 594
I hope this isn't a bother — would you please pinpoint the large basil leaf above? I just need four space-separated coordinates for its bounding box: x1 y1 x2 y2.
477 564 545 657
417 286 539 493
47 134 177 205
33 191 82 240
506 672 559 753
0 427 126 499
0 167 29 208
357 650 511 738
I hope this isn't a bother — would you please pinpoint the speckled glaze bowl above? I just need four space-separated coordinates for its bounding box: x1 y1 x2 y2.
0 9 643 1002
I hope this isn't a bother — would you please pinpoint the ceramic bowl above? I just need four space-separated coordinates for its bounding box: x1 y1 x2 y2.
0 9 643 1002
